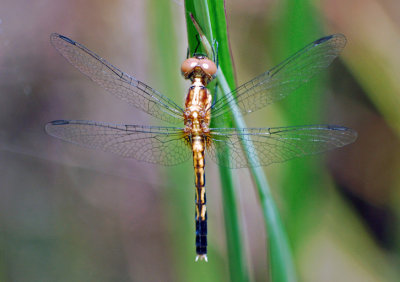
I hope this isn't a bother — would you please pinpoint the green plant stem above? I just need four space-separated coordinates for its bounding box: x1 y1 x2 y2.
185 1 249 282
217 70 296 282
185 1 297 281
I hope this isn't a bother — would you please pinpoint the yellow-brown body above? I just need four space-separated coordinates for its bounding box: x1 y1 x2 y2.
184 76 212 219
181 55 216 262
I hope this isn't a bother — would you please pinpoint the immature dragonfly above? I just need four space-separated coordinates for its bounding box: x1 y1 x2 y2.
46 33 357 262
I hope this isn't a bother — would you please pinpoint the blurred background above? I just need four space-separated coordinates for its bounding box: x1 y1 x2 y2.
1 0 399 281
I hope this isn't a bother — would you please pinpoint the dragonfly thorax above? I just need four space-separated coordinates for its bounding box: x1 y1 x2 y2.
184 108 210 135
184 77 212 135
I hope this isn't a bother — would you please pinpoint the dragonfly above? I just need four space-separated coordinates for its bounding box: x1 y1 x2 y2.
46 33 357 262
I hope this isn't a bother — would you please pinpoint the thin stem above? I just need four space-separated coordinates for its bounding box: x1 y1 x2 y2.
185 1 297 281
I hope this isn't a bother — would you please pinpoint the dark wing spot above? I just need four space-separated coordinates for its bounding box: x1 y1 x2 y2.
326 125 347 131
314 35 333 45
50 120 70 125
58 34 76 45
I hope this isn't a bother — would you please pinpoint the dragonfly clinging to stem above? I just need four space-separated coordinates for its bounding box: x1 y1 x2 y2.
46 33 357 262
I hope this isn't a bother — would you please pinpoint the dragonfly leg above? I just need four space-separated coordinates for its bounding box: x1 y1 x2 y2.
186 46 190 59
211 81 219 108
211 39 219 67
193 34 202 56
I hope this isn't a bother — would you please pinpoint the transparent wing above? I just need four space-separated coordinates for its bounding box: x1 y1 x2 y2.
210 34 346 118
206 125 357 168
50 33 184 124
45 120 191 166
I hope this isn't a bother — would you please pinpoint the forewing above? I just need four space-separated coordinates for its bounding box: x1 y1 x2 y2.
207 125 357 168
211 34 346 118
45 120 191 166
50 33 184 124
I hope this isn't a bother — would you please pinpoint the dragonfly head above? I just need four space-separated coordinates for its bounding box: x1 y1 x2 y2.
181 55 217 84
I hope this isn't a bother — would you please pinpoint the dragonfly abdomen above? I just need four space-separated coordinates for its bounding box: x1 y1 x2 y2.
195 185 207 260
193 137 208 262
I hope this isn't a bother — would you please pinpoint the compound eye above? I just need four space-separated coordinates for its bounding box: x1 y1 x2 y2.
181 58 199 74
200 58 217 76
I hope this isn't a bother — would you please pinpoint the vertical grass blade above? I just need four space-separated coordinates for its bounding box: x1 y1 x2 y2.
147 0 191 271
184 1 297 281
184 1 249 282
147 2 225 281
217 69 297 282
